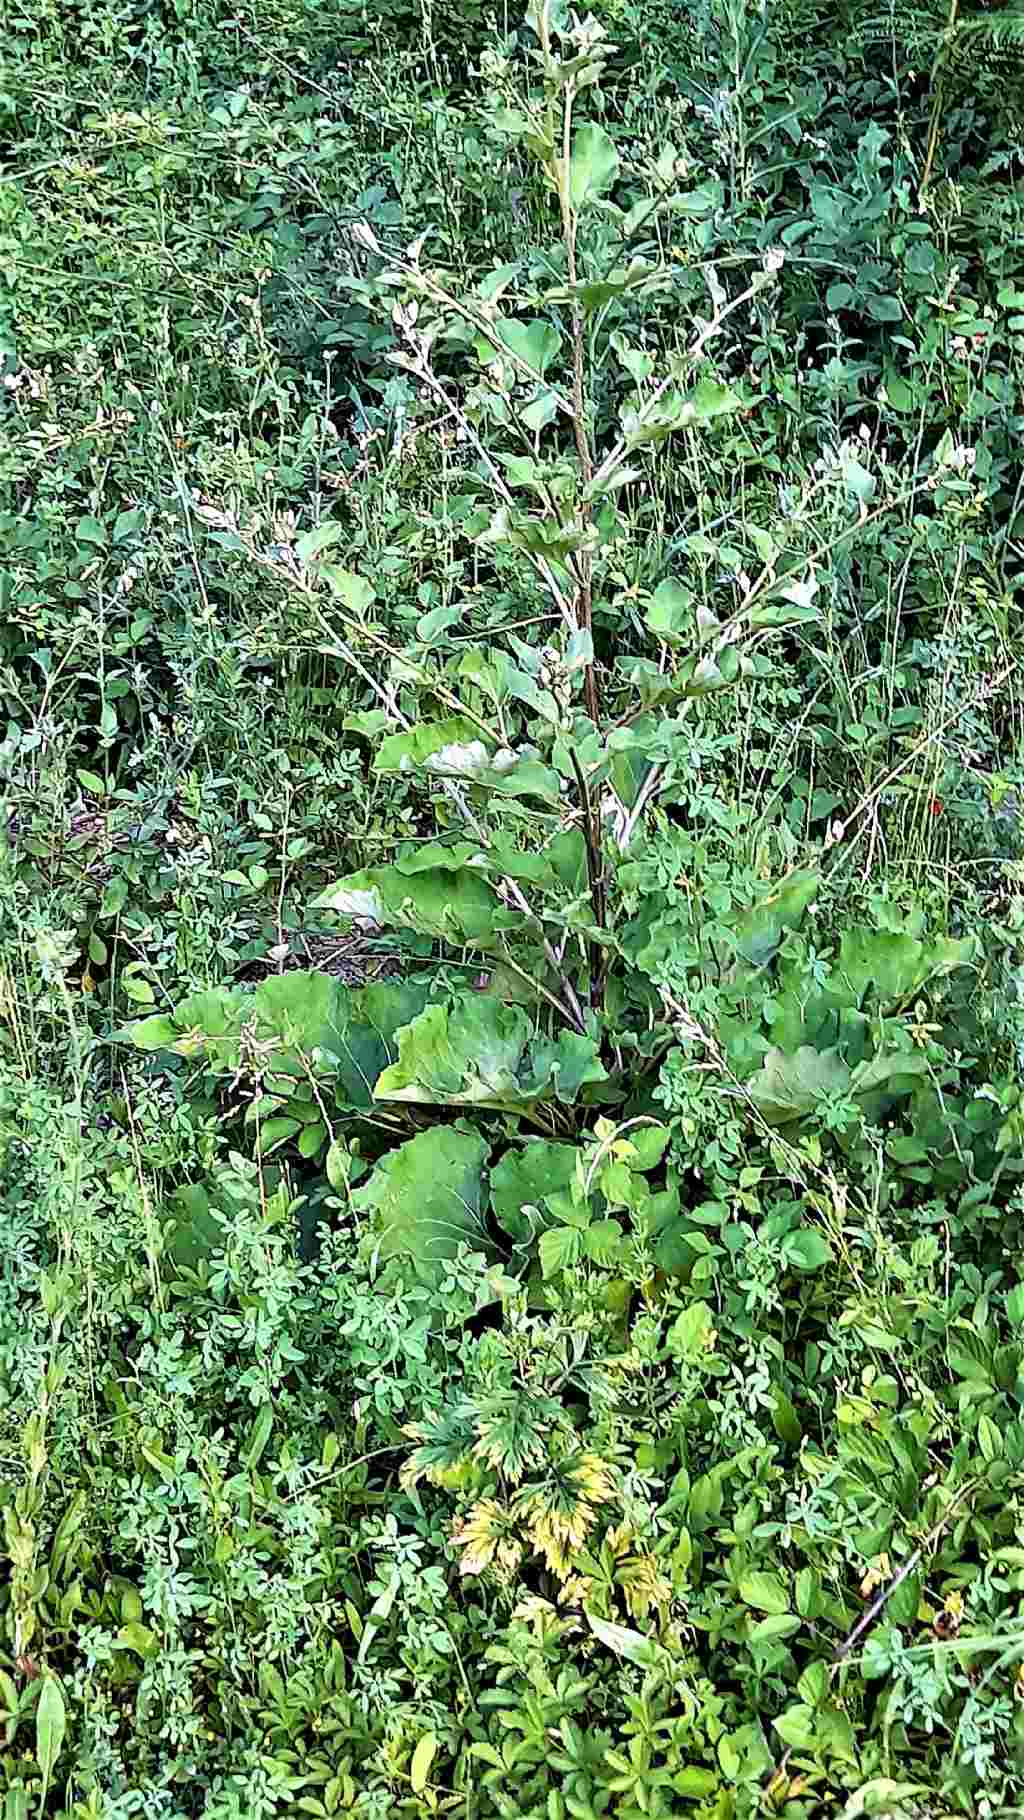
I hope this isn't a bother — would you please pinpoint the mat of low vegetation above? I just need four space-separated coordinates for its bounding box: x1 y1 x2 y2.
2 2 1024 1816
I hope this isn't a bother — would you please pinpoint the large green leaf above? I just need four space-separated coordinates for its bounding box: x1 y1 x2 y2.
122 987 246 1064
490 1141 579 1243
727 870 820 968
835 927 976 1008
763 923 977 1057
496 317 562 377
375 722 561 803
353 1126 493 1277
850 1049 931 1122
520 1029 608 1102
315 861 518 946
569 122 619 208
375 999 528 1107
746 1045 851 1125
122 971 433 1112
246 972 432 1107
322 978 433 1108
374 995 606 1110
245 970 347 1065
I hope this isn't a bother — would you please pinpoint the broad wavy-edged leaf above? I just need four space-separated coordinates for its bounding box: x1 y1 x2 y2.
247 972 432 1106
315 861 518 946
121 987 246 1063
376 1000 527 1107
122 971 432 1111
374 722 561 802
392 842 483 874
374 995 606 1110
244 970 344 1060
850 1049 931 1122
765 922 977 1055
746 1044 851 1124
519 1029 608 1102
835 927 976 1007
323 978 432 1108
353 1125 493 1276
727 870 820 968
490 1141 580 1243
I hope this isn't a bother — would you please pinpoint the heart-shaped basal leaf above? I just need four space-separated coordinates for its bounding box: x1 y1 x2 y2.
746 1044 851 1125
353 1125 494 1278
374 995 606 1110
123 971 434 1112
757 922 978 1056
490 1141 579 1243
835 927 977 1008
315 862 519 947
121 987 246 1064
319 978 434 1109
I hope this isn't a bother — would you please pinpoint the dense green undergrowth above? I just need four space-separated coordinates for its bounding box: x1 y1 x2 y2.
2 1 1024 1816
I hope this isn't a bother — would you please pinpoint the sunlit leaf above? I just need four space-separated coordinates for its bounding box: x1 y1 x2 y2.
315 863 517 947
375 995 606 1109
585 1610 660 1666
374 722 562 801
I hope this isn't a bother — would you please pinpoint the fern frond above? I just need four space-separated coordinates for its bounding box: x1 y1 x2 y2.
855 3 947 53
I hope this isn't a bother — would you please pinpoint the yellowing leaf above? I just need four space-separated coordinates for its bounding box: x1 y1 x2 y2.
410 1731 438 1794
585 1610 661 1667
